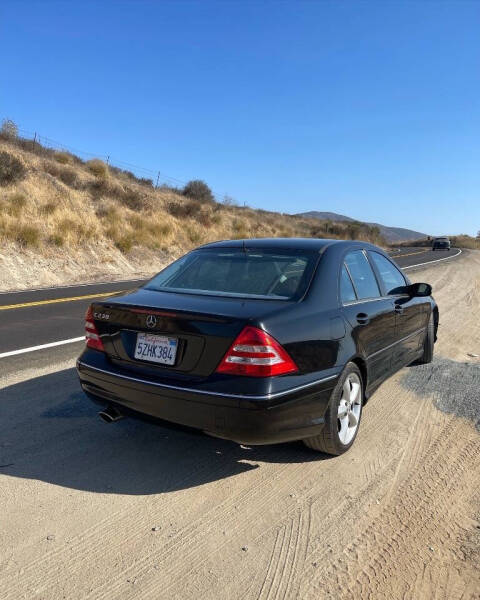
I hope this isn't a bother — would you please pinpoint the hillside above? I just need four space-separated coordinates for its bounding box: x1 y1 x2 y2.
0 131 389 290
297 211 428 243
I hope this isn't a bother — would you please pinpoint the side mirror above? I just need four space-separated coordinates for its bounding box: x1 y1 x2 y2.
408 282 432 297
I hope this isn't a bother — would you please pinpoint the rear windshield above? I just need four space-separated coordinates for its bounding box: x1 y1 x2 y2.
145 247 319 300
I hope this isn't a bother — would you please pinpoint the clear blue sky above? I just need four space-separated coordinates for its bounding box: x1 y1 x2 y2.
2 0 479 236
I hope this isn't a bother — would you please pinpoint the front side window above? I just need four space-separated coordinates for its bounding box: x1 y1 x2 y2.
344 250 380 300
369 251 406 294
145 248 318 300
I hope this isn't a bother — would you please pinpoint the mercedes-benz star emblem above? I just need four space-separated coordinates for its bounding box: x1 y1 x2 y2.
146 315 157 329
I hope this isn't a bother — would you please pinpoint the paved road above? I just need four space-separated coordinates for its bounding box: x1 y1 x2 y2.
0 247 462 362
0 278 146 356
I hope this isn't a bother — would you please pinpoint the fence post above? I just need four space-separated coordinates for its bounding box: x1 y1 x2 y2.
156 171 160 188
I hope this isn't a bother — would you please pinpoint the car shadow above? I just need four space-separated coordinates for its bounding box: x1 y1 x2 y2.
0 368 331 496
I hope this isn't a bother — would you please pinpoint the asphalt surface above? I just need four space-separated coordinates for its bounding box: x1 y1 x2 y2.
0 247 462 367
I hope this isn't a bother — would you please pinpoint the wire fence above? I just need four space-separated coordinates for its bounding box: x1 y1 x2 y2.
3 120 230 203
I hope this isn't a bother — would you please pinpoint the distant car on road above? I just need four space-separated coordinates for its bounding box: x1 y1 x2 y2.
432 236 451 251
77 239 438 455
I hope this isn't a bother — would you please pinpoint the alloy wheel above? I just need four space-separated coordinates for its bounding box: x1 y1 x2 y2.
337 373 362 446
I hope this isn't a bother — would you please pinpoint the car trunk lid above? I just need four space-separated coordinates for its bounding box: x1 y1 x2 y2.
90 288 288 378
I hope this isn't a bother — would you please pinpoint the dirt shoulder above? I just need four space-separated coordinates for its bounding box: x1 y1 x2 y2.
0 252 479 599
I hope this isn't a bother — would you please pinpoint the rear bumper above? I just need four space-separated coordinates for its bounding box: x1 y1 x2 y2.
76 352 338 445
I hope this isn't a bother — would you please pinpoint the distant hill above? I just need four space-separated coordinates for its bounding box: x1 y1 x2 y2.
297 211 428 243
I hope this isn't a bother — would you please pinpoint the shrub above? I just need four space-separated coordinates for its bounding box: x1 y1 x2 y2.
129 214 172 239
6 193 27 217
158 183 181 194
86 159 108 178
10 192 27 207
105 222 135 253
167 199 202 219
40 201 57 216
121 187 147 211
232 218 249 238
182 179 215 204
110 166 136 181
0 119 18 139
58 217 93 241
43 161 80 188
54 151 72 164
96 204 121 223
0 151 27 185
58 166 79 188
114 234 134 253
43 160 61 178
47 233 64 246
12 224 40 247
89 177 116 198
196 207 214 228
186 225 202 244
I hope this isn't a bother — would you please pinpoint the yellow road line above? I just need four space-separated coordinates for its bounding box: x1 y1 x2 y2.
395 249 428 258
0 290 125 311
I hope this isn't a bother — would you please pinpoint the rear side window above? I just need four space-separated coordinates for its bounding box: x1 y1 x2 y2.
344 250 380 300
369 252 406 294
145 248 318 300
340 264 357 303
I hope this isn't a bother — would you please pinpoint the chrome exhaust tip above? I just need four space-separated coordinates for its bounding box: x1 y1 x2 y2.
98 406 124 423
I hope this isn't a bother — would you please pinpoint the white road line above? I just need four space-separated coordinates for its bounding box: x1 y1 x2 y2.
0 337 85 359
402 249 462 270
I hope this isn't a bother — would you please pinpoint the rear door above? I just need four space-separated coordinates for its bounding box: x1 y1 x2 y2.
368 251 429 369
340 250 397 388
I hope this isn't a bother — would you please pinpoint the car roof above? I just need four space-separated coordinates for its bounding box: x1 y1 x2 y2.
198 237 383 253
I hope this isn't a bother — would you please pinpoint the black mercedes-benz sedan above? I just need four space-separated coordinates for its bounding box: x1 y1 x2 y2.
77 238 438 455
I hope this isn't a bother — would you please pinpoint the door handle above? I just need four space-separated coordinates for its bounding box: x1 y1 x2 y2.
356 312 370 325
394 304 404 314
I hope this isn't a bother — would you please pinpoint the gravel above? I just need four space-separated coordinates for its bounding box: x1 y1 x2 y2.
401 357 480 430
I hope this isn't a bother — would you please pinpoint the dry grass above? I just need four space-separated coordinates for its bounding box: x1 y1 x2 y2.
54 151 73 164
450 235 480 250
0 136 389 260
86 158 109 178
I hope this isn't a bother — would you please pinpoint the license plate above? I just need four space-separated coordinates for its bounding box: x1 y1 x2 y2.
134 333 178 365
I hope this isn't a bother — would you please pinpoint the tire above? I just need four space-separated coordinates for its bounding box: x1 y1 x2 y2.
417 313 435 364
303 362 363 455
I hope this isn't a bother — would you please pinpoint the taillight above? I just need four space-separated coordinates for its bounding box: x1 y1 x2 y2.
85 305 105 352
216 326 298 377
